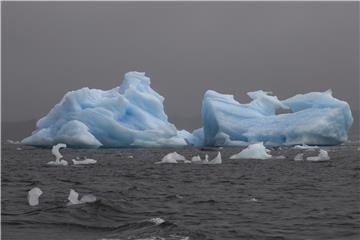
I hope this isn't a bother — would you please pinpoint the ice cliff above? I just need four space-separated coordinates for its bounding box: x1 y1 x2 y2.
201 89 353 146
22 72 190 148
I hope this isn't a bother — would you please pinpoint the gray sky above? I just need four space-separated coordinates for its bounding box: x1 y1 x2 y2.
2 2 359 130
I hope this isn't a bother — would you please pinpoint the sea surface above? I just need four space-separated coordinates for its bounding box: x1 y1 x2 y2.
2 141 360 240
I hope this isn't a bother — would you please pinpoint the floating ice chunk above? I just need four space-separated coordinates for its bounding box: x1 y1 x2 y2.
206 152 222 164
191 155 202 162
293 144 319 150
67 189 97 205
248 197 258 202
128 155 134 159
72 158 97 165
230 142 272 159
22 72 190 148
272 155 286 160
306 149 330 162
51 143 66 161
47 143 68 166
156 152 186 164
28 187 43 206
148 217 165 225
294 153 304 161
7 139 21 144
202 90 353 146
16 147 22 150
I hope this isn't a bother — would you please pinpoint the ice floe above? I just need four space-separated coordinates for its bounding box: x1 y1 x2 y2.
293 144 319 150
72 158 97 165
306 149 330 162
230 142 272 160
67 189 97 205
28 187 43 206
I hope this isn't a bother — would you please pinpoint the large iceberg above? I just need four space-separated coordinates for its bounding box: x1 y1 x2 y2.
201 89 352 147
22 72 190 148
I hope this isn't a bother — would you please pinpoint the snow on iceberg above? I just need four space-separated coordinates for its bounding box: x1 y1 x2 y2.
22 72 189 148
202 89 353 147
230 142 272 160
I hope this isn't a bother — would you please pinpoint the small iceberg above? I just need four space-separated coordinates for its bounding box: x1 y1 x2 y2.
67 189 97 205
230 142 272 159
306 149 330 162
7 139 21 144
28 187 43 206
155 152 186 164
191 155 202 163
72 158 97 165
204 152 222 164
148 217 165 225
293 144 319 150
47 143 68 166
247 197 258 202
294 153 304 161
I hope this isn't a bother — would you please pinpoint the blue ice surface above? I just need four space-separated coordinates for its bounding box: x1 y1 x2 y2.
22 71 353 148
201 89 353 147
22 72 189 148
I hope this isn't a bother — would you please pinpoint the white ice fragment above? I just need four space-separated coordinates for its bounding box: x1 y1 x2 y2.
293 144 319 150
230 142 272 160
47 143 68 166
128 155 134 159
67 189 96 205
306 149 330 162
148 217 165 225
16 147 22 150
248 197 258 202
72 158 97 165
206 152 222 164
294 153 304 161
272 155 286 159
28 187 43 206
156 152 186 164
80 194 97 203
7 139 21 144
191 155 202 162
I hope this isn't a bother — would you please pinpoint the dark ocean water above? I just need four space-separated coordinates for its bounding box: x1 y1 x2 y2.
2 141 360 240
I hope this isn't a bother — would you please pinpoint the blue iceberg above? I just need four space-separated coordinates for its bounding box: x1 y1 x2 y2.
22 70 353 148
22 72 189 148
201 89 353 146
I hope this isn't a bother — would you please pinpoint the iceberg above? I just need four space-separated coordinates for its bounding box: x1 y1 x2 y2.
47 143 68 166
230 142 272 160
294 153 304 161
67 189 97 205
72 158 97 165
22 72 189 148
201 90 352 147
28 187 43 206
155 152 187 164
306 149 330 162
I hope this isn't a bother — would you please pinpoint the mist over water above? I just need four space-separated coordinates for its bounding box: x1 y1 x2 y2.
2 142 360 240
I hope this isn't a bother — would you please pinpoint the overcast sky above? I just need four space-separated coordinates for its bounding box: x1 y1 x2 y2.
2 2 359 130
